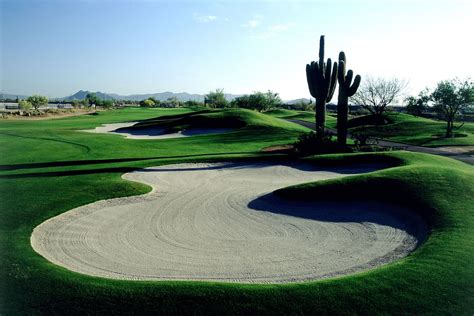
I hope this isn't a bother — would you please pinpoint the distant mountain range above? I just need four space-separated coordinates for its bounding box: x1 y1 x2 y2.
61 90 242 102
1 90 311 104
0 93 29 100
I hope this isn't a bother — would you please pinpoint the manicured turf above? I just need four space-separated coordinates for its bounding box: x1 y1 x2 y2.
265 108 337 128
0 108 473 314
349 112 474 147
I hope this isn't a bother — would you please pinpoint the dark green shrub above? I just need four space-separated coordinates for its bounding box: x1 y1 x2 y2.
293 131 351 156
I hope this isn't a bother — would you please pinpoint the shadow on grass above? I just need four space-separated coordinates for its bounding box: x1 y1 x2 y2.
0 157 388 179
0 132 91 153
0 152 258 171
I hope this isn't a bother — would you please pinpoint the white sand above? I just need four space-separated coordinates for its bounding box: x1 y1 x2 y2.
31 162 427 283
82 122 233 139
436 145 474 154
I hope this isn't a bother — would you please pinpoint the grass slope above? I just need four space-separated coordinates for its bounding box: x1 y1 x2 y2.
0 108 473 314
350 112 474 147
125 108 308 133
265 108 337 129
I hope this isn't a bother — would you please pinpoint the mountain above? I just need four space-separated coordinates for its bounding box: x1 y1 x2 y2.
0 93 29 100
61 90 242 102
2 90 309 104
63 90 119 101
284 98 312 105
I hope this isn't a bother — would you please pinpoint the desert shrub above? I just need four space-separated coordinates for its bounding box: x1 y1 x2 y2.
350 131 388 152
140 99 155 107
293 131 351 156
184 100 204 107
347 114 392 128
18 100 32 111
26 95 48 110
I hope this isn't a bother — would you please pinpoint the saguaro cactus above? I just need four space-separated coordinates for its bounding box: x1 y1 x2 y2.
306 35 338 140
337 51 361 145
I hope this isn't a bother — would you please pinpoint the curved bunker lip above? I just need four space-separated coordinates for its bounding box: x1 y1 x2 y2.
30 162 428 283
81 121 234 139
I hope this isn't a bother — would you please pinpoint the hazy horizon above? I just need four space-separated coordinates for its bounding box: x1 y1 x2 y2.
1 0 473 100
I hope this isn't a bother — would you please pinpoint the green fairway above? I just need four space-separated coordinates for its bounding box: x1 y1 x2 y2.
0 108 473 314
349 112 474 147
265 108 337 129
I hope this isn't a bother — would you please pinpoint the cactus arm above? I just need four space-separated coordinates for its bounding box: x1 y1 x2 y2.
311 63 322 99
336 50 360 146
327 62 338 102
338 60 345 84
347 75 362 96
319 35 325 70
345 70 354 89
338 51 346 63
306 64 317 98
323 58 333 95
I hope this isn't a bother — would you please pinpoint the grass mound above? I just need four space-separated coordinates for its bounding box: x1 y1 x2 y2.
265 108 337 128
349 112 474 146
274 151 473 313
119 108 309 134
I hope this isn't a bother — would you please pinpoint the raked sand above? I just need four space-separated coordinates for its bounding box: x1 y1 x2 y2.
82 122 233 139
31 162 427 283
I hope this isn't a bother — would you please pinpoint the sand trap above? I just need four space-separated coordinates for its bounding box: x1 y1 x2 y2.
82 122 233 139
31 162 427 283
436 146 474 155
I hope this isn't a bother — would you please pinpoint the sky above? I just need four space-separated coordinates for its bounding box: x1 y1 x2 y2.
1 0 473 100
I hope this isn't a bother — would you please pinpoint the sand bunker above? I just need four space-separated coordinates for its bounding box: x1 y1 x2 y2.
82 122 233 139
31 162 427 283
436 146 474 155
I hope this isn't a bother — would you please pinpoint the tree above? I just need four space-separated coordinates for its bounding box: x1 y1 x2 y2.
431 79 474 138
18 100 32 111
405 88 430 117
248 92 268 112
230 91 281 112
351 77 407 121
101 99 114 108
231 95 251 109
165 96 180 107
205 89 228 108
264 90 282 109
85 93 100 107
184 100 204 107
26 95 48 110
140 98 156 107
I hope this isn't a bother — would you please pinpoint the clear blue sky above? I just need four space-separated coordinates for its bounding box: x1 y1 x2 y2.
1 0 473 100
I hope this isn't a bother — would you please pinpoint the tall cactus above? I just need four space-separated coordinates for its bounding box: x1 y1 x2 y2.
337 51 361 145
306 35 338 140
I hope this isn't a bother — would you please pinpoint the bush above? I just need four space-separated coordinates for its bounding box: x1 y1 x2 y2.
140 99 155 107
293 132 351 156
18 100 32 111
231 91 282 112
26 95 48 110
347 114 392 128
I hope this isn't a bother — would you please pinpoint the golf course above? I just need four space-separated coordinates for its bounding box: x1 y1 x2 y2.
2 1 473 314
1 107 473 314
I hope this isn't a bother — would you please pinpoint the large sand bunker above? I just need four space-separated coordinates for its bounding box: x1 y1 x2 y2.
82 122 233 139
31 162 427 283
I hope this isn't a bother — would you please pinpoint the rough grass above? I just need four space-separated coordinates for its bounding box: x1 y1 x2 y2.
349 112 474 147
0 108 473 314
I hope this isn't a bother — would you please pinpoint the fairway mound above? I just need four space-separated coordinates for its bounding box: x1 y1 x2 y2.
82 121 234 139
31 162 427 283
